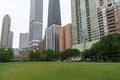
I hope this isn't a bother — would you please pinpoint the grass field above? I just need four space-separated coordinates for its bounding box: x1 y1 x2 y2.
0 62 120 80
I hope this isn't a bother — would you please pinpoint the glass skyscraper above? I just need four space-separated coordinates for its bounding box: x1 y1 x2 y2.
47 0 61 27
29 0 43 49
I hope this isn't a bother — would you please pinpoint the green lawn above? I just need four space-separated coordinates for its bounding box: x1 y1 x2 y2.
0 62 120 80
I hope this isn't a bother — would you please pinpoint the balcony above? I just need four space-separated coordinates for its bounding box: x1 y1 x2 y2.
107 21 115 25
107 18 115 22
107 14 115 19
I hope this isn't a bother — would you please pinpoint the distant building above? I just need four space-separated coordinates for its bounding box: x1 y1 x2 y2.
46 24 61 51
39 38 46 52
8 31 14 48
29 0 43 49
19 33 29 51
59 24 72 51
18 51 29 61
0 15 11 48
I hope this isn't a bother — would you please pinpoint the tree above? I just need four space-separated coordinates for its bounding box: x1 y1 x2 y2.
39 53 47 61
28 50 36 61
61 49 80 61
72 49 80 57
43 49 55 61
89 34 120 61
0 48 14 62
81 49 91 60
35 51 40 61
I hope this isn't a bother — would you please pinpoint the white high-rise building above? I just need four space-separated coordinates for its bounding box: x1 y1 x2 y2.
19 33 29 51
71 0 104 51
0 15 11 48
46 24 61 51
29 0 43 49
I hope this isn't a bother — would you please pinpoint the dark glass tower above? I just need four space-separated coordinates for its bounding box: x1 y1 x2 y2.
47 0 61 27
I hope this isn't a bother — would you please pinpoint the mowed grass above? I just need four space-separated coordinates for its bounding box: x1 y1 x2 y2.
0 62 120 80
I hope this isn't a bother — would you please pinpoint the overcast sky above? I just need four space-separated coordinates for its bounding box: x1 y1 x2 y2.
0 0 71 48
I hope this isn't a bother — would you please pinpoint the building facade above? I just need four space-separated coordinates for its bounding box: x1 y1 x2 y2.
29 0 43 49
71 0 105 51
47 0 61 27
105 0 120 34
39 38 46 52
59 24 72 51
101 6 108 36
0 15 11 48
19 33 29 51
46 24 61 51
8 31 14 48
71 0 82 46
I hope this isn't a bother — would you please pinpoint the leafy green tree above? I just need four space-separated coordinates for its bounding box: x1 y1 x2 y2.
81 49 91 60
63 49 72 59
39 53 47 61
35 51 40 61
28 50 36 61
72 49 80 57
61 49 80 61
54 52 61 61
43 49 55 61
0 48 14 62
60 51 67 61
90 34 120 61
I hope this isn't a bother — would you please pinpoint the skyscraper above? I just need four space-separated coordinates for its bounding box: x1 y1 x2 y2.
47 0 61 27
0 15 11 48
19 33 29 51
71 0 104 51
45 0 61 51
29 0 43 49
8 31 14 48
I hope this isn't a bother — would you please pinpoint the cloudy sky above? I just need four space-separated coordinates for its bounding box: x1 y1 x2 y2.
0 0 71 48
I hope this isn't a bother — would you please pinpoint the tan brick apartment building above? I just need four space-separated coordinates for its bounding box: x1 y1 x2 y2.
59 24 72 51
